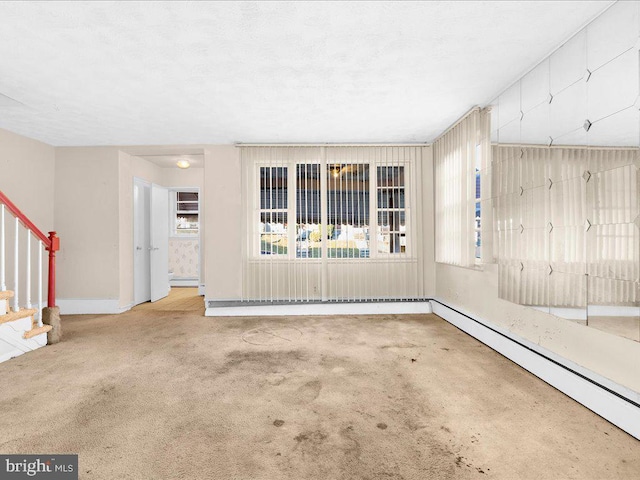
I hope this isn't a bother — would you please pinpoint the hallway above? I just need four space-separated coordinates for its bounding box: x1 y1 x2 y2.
133 287 203 313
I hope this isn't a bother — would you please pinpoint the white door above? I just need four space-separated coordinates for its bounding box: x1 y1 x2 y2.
150 184 170 302
133 180 151 305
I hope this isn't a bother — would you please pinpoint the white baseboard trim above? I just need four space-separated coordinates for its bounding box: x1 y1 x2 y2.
170 278 199 287
430 299 640 440
532 305 639 318
57 299 132 315
205 301 433 317
588 305 640 317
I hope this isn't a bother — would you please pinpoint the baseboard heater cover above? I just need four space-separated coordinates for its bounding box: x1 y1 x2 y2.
430 299 640 440
205 300 432 317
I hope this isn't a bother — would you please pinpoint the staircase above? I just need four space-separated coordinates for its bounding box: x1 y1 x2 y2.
0 190 59 364
0 290 51 362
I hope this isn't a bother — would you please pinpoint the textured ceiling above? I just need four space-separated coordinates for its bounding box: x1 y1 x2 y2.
138 154 204 169
0 1 612 146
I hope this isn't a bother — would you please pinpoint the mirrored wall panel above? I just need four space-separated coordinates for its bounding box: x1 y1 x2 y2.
490 1 640 341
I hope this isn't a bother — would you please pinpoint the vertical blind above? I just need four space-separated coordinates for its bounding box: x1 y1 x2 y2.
434 108 491 267
239 146 423 303
493 145 639 308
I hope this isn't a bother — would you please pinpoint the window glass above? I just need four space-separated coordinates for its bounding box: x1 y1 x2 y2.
296 164 321 258
259 167 288 255
377 166 405 253
327 164 370 258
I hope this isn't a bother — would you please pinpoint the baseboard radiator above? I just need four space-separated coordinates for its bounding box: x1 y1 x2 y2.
431 299 640 440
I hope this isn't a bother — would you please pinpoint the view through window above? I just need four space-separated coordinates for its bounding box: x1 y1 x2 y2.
258 162 408 258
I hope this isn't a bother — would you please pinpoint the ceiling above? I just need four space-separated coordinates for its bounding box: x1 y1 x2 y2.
137 154 204 169
0 1 613 147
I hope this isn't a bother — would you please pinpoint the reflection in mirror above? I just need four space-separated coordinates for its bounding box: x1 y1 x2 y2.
586 109 640 341
584 0 640 342
491 1 639 340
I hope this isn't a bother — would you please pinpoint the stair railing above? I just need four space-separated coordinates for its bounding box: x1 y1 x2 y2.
0 190 59 326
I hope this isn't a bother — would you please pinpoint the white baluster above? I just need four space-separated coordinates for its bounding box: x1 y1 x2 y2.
26 232 31 309
0 204 5 291
13 217 18 312
38 240 43 326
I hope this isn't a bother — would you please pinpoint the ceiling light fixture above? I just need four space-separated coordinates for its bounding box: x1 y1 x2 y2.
176 159 190 169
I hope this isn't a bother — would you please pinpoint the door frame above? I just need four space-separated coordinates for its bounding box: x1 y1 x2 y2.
168 186 202 289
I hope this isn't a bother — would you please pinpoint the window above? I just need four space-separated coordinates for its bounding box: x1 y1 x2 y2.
327 163 370 258
174 191 199 236
255 157 410 259
434 107 490 267
296 164 321 258
377 166 405 254
259 166 288 255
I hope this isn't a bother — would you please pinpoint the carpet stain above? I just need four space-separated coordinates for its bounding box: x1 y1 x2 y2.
217 349 307 375
296 380 322 403
294 430 327 444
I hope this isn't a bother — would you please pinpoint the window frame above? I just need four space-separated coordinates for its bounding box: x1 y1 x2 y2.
170 188 200 239
252 156 413 260
375 164 411 258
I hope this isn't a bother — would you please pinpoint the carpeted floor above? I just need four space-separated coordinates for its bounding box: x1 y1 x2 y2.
0 299 637 479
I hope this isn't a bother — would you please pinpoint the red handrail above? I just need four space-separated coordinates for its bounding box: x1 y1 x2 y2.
0 190 59 307
0 190 50 247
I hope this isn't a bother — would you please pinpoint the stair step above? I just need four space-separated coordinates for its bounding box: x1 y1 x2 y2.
0 308 37 325
0 290 14 300
23 324 52 339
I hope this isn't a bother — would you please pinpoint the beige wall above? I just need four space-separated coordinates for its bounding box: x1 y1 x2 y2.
56 148 178 307
0 128 55 304
0 128 55 230
54 147 120 300
161 167 204 189
435 263 640 393
204 146 241 300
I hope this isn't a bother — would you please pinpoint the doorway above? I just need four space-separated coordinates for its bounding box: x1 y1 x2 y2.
133 178 170 305
132 287 203 313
